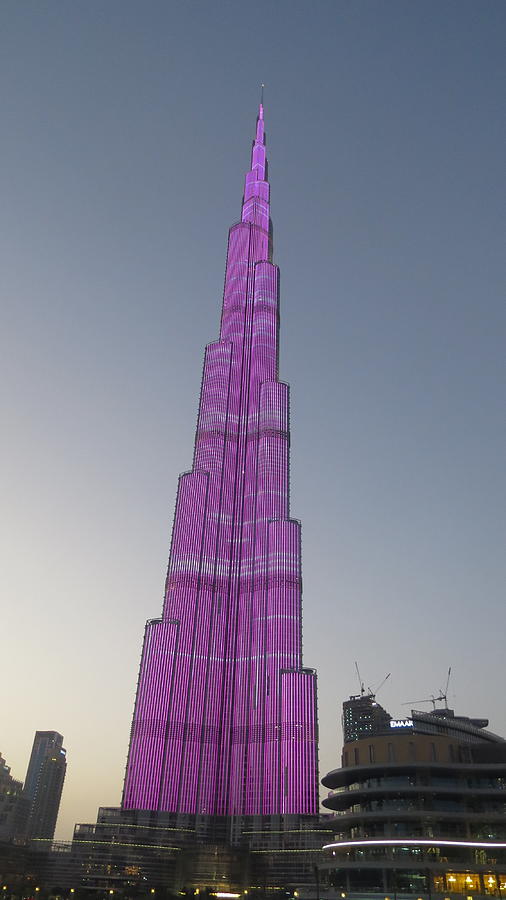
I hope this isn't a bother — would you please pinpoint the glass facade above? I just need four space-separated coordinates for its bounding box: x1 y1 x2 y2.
321 718 506 899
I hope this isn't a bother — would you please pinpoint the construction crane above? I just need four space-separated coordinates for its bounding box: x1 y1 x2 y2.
403 667 452 710
354 662 391 700
354 661 365 696
368 672 391 697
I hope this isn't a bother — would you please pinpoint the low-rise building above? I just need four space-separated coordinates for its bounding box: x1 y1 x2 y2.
320 702 506 898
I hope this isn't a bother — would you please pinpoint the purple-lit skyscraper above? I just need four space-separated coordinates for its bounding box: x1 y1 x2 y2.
123 102 318 819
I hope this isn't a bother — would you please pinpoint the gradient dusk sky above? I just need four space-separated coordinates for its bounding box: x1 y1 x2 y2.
1 1 505 840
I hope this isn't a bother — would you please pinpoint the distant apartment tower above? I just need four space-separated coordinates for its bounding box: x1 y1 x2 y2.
24 731 66 841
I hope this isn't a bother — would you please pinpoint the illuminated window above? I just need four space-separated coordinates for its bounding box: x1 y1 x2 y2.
445 873 480 893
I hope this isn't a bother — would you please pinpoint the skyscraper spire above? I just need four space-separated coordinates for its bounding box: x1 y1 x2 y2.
122 101 318 818
241 96 269 234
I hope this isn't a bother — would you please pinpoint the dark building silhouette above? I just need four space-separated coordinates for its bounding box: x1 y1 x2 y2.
320 699 506 898
0 751 25 842
23 732 66 842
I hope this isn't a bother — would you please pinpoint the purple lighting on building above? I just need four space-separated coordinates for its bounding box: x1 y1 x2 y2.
122 102 318 817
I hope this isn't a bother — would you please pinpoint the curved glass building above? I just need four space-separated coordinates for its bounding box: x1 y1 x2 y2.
321 703 506 898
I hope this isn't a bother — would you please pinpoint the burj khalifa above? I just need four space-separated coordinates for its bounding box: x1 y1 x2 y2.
122 100 318 819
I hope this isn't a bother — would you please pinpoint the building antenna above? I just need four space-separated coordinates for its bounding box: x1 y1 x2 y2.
260 83 265 105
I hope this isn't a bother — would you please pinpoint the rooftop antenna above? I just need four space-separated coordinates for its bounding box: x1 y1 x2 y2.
260 83 265 105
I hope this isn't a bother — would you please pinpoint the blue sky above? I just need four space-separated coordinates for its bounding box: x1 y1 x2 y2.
1 0 505 839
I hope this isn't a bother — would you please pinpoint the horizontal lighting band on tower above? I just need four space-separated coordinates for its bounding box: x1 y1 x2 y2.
77 822 195 833
323 839 506 851
243 829 334 835
33 838 182 851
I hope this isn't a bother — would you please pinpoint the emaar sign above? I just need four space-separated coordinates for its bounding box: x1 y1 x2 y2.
390 718 414 729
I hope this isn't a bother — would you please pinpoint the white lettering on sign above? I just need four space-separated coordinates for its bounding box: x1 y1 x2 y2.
390 718 414 729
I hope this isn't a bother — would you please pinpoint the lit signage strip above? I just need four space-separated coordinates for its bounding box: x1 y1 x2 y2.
324 838 506 851
389 718 413 728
